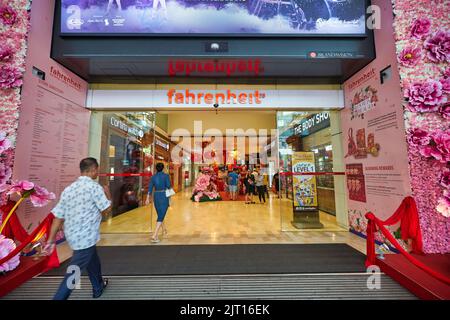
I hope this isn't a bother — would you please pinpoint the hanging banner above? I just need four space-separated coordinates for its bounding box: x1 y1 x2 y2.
292 152 318 211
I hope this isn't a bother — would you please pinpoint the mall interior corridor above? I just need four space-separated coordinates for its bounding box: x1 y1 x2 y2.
100 187 344 235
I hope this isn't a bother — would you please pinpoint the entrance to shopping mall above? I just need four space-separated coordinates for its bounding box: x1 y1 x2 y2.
88 108 348 241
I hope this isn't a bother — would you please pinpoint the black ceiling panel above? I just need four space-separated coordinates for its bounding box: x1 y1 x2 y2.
51 0 375 84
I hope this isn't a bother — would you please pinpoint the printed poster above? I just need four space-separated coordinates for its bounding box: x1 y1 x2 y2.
292 152 318 210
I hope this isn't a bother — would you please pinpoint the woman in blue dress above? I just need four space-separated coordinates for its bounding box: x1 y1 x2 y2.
146 163 172 243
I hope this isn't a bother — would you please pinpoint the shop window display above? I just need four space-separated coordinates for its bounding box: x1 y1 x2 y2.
94 112 156 218
277 111 340 230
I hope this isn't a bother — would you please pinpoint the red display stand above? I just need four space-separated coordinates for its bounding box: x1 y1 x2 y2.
0 255 49 297
377 254 450 300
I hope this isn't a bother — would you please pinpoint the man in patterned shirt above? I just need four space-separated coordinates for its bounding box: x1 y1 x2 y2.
45 157 112 300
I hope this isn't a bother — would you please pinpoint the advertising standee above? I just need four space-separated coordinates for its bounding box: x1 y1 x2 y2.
291 152 323 229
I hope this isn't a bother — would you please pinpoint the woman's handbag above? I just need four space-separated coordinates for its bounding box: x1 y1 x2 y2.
165 188 176 198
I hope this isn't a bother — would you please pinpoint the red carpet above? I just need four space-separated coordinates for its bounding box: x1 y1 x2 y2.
218 192 247 201
377 253 450 300
0 256 49 297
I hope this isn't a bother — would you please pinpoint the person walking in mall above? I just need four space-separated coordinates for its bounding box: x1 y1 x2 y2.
263 170 269 199
228 168 239 201
44 157 112 300
273 171 281 198
146 162 172 243
255 168 266 204
244 170 256 204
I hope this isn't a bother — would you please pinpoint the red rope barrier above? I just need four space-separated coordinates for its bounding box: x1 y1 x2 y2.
365 196 450 285
98 173 153 177
279 172 346 176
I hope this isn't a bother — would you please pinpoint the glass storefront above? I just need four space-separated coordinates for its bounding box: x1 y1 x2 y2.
89 111 156 231
277 111 345 231
87 109 346 235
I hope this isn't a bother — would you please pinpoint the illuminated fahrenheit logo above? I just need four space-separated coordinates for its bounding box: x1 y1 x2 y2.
168 60 263 77
167 89 266 105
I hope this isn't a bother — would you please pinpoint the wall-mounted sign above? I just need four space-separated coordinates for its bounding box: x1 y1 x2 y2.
88 89 344 110
110 116 144 138
167 89 266 105
308 52 357 59
294 112 330 137
168 60 263 77
156 137 170 151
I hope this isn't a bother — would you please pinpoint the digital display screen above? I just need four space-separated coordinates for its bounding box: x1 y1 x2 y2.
60 0 367 35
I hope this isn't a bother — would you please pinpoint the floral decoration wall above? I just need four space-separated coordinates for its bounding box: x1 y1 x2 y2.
393 0 450 253
0 0 30 207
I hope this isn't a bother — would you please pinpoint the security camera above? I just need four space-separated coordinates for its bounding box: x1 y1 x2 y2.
213 103 219 109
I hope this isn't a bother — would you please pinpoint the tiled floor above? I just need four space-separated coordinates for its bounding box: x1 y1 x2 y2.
93 188 366 254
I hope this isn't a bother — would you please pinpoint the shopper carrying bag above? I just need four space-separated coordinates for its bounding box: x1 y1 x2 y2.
146 163 172 243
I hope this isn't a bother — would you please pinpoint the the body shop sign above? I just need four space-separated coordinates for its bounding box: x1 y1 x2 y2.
294 112 330 137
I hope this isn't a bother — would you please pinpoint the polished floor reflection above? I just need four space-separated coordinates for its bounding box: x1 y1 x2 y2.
97 188 366 254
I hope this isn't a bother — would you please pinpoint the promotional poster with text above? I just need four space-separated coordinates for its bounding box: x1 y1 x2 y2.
342 67 411 231
292 152 318 210
61 0 366 34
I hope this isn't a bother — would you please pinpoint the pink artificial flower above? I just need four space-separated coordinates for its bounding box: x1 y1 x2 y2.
410 18 431 39
424 30 450 63
439 168 450 189
0 132 12 154
0 65 23 89
408 128 431 146
30 185 56 207
0 6 17 26
440 77 450 94
194 174 210 192
440 103 450 119
1 148 14 168
405 80 447 112
432 130 450 163
7 180 35 196
194 193 203 202
419 146 435 159
204 191 220 200
0 235 20 273
436 191 450 218
0 45 14 62
0 162 12 186
398 47 422 67
444 67 450 78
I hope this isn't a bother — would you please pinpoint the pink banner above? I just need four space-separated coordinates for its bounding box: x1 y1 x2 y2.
341 0 411 237
12 0 89 234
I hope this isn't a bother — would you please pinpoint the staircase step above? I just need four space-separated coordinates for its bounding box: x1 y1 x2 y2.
2 273 416 300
